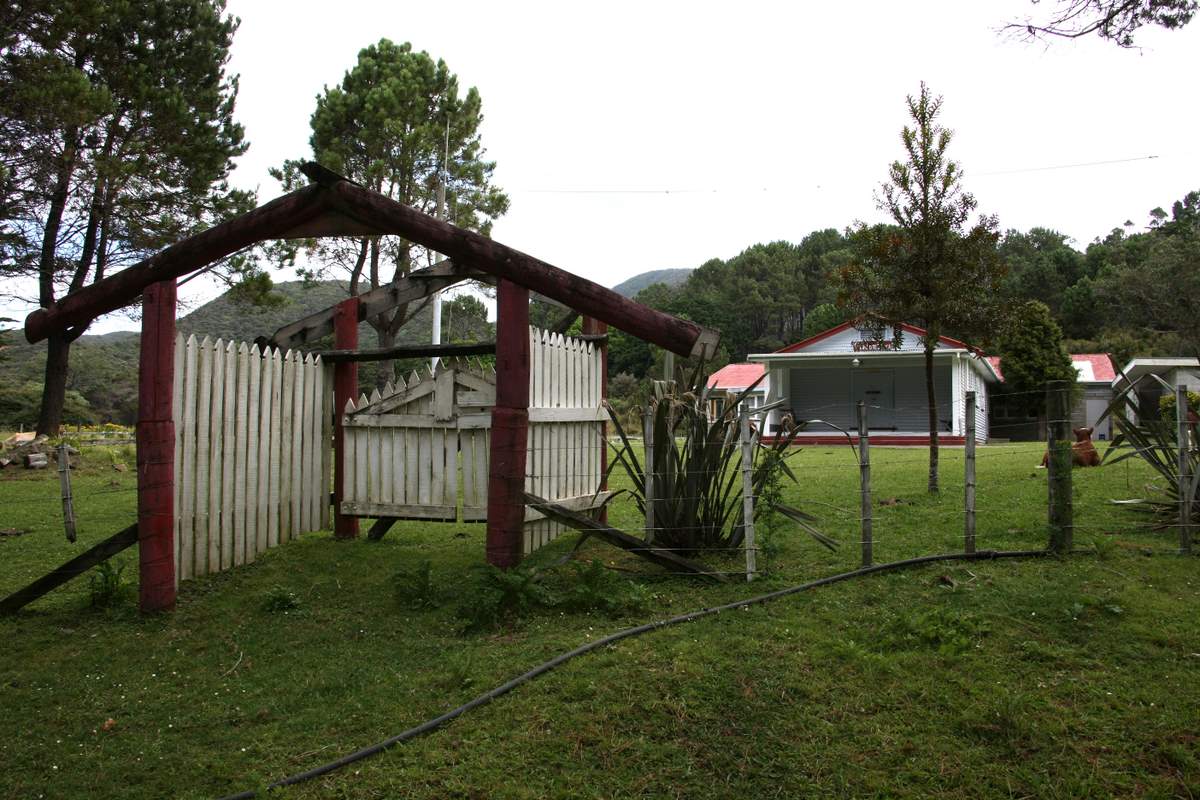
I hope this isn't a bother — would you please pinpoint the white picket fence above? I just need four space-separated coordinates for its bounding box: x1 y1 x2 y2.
524 327 608 553
339 327 607 556
172 334 331 584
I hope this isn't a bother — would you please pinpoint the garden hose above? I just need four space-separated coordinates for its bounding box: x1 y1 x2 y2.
215 548 1048 800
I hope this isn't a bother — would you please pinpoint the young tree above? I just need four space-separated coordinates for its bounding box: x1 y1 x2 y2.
997 300 1078 435
838 83 1006 493
1 0 253 435
274 39 509 385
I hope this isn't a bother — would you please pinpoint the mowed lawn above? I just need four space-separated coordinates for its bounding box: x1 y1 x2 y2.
1 440 1198 799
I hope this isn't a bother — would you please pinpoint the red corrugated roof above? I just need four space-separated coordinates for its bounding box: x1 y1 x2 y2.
707 363 765 389
986 353 1114 384
1073 353 1116 382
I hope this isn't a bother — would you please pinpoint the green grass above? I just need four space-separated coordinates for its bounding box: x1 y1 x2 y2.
2 441 1198 799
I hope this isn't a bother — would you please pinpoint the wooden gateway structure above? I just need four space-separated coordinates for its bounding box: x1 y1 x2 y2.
15 163 718 613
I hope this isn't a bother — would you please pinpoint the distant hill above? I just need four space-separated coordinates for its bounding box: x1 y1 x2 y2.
612 268 691 298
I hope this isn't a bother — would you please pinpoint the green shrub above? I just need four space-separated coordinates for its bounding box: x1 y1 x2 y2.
393 560 440 609
457 564 556 632
261 585 300 613
88 561 130 608
1159 389 1200 420
562 560 649 616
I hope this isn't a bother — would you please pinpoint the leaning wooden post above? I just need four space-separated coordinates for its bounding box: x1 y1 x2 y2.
1177 384 1193 555
858 400 872 568
332 297 360 539
58 442 76 543
964 390 976 554
486 279 530 568
741 405 757 581
643 405 656 544
583 317 609 524
137 279 177 612
1046 379 1073 554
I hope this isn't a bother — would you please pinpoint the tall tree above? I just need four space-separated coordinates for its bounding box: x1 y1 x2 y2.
1008 0 1197 46
996 300 1078 435
274 39 509 385
838 83 1006 493
1 0 252 435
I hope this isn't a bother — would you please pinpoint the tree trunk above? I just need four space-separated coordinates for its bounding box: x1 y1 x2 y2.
36 333 72 436
375 326 397 389
924 342 939 494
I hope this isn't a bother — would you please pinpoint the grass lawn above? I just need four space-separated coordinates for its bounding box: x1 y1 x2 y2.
2 440 1198 799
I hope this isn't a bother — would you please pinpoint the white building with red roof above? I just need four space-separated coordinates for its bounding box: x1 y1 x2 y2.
985 353 1117 440
746 318 1000 445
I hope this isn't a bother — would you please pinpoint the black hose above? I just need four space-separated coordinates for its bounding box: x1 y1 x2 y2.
215 548 1048 800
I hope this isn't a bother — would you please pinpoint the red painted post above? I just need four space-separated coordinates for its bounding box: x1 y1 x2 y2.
137 280 177 612
333 297 360 539
582 317 609 524
486 279 530 568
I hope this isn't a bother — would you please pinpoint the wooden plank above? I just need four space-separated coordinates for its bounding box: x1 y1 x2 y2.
344 411 493 429
331 297 359 539
380 426 394 505
320 362 333 530
0 525 140 614
309 355 324 531
299 354 315 531
526 406 608 423
461 429 476 510
205 338 225 573
523 493 726 582
444 424 458 518
233 342 250 567
244 345 262 563
179 334 198 581
405 424 419 502
193 337 212 576
319 341 496 364
348 378 436 417
220 341 236 568
172 333 184 587
340 501 456 520
267 348 283 549
367 412 381 503
434 368 454 422
255 346 272 556
279 349 295 541
431 427 445 507
523 491 614 523
289 350 304 536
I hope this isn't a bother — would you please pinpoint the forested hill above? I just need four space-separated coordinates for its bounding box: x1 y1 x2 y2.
0 280 490 428
611 268 692 298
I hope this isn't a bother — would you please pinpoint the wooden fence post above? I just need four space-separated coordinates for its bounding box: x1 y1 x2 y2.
1177 384 1193 555
58 442 76 543
741 405 757 581
643 405 656 545
858 400 872 568
1046 379 1073 554
486 279 530 568
583 317 608 524
137 279 177 612
964 390 976 554
332 297 359 539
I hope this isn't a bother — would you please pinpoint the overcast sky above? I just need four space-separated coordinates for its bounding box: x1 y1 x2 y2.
9 0 1200 333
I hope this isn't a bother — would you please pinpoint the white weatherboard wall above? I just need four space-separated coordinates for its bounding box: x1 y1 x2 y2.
172 335 331 584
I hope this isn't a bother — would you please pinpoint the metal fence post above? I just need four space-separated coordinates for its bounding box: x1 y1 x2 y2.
1177 384 1193 555
858 400 872 567
1046 379 1073 554
965 391 976 554
741 405 757 581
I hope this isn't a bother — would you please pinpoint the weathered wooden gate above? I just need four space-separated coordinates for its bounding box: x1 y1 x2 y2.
341 327 609 555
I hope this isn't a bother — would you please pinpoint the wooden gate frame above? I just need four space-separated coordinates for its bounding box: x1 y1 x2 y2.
21 162 718 612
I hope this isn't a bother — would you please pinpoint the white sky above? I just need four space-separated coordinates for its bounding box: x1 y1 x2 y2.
7 0 1199 333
